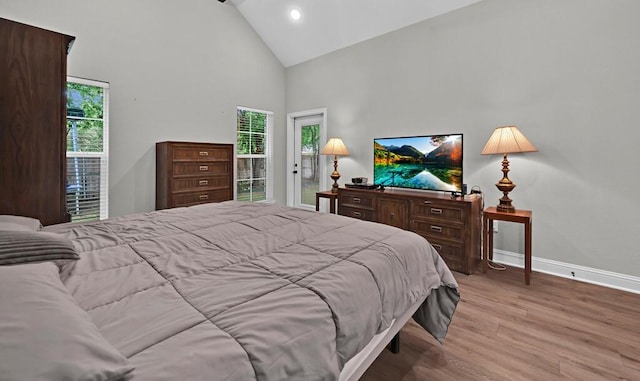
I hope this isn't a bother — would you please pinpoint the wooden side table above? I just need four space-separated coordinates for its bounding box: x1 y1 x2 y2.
316 190 338 214
483 207 533 285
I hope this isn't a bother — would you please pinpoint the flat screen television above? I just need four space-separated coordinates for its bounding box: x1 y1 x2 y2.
374 134 463 193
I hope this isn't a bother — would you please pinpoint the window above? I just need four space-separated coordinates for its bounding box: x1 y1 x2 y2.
66 77 109 222
236 107 273 202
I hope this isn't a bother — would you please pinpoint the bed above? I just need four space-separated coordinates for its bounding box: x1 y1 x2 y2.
0 201 459 381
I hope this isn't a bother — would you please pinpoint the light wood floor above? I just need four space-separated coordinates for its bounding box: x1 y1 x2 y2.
361 267 640 381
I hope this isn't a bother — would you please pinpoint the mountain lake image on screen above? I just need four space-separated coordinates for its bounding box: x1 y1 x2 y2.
373 134 463 192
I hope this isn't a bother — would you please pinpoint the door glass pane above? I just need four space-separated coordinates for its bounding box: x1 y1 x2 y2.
301 124 320 206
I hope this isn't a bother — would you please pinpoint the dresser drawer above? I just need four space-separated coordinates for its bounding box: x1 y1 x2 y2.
172 176 230 192
410 200 466 223
411 219 464 240
173 162 230 176
339 193 375 209
423 237 464 273
172 146 231 161
339 206 376 222
172 189 232 207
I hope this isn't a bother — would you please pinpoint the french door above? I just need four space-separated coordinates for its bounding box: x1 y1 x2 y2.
286 110 327 210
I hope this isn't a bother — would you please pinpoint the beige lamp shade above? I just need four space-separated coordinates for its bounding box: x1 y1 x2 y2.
320 138 350 156
481 126 538 155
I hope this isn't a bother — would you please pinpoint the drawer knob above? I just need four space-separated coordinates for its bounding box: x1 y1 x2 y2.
199 165 209 171
353 211 361 217
431 208 443 215
353 197 361 203
433 243 443 250
430 225 443 233
199 151 209 156
424 201 432 205
198 180 209 186
199 194 209 200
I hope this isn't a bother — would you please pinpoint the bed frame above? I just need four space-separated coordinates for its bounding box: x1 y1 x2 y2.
339 295 427 380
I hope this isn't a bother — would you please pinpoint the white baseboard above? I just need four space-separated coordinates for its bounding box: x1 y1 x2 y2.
491 249 640 295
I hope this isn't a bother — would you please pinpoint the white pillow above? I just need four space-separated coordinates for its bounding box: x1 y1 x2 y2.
0 262 134 381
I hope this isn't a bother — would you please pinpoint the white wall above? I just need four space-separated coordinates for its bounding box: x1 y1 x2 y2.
0 0 287 215
286 0 640 277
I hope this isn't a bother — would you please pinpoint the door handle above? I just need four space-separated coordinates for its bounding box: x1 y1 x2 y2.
293 170 298 174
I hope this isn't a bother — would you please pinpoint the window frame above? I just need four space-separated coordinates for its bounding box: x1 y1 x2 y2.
66 76 109 222
236 106 274 202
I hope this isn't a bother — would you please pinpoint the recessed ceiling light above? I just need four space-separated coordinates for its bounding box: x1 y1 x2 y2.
289 8 302 21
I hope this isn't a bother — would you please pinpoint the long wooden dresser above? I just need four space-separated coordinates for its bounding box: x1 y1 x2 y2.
156 141 234 210
338 187 482 274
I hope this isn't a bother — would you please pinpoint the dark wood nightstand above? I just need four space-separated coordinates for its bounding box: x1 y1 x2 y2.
483 207 533 285
316 190 338 214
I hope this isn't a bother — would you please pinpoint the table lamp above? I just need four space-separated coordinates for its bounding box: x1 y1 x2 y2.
481 126 537 212
320 137 349 193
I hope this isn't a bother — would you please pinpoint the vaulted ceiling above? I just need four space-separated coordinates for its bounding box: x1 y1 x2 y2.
226 0 483 67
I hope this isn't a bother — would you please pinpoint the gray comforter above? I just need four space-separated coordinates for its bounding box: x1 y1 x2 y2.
48 201 459 381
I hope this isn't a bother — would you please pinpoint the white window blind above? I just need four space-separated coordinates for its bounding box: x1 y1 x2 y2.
236 106 273 202
66 77 109 222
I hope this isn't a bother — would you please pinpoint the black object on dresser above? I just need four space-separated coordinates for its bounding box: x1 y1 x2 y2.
156 141 234 210
0 18 75 226
338 187 482 274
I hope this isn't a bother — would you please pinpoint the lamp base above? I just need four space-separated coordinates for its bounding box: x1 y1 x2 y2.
330 156 340 193
496 196 516 213
330 175 340 193
495 181 516 212
495 153 517 212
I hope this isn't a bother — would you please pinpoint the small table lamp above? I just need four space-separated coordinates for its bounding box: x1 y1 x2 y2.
481 126 537 212
321 137 350 193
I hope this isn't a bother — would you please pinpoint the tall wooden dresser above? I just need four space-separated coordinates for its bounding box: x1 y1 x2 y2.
0 18 75 225
156 141 234 209
338 187 482 274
